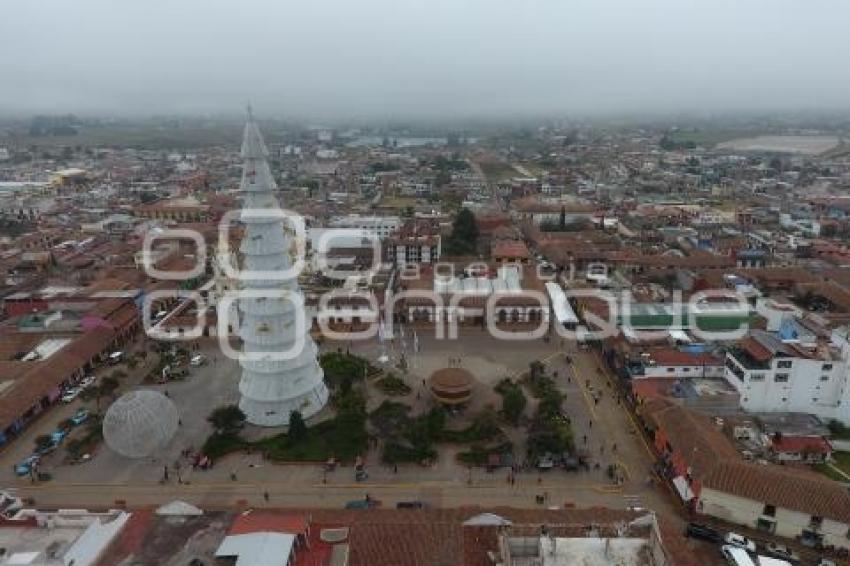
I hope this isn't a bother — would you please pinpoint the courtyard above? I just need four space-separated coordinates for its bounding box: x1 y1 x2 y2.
0 330 673 516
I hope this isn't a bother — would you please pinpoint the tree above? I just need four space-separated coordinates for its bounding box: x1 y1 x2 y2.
208 405 246 436
470 408 501 439
444 208 479 255
99 376 120 398
288 410 307 442
501 387 527 425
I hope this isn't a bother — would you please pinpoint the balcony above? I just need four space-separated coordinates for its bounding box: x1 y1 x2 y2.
727 347 770 371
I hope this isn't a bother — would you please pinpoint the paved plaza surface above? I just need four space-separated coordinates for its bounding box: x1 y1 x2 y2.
0 330 678 522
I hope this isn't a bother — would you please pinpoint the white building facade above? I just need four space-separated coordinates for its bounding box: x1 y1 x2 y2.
723 327 850 424
328 214 401 239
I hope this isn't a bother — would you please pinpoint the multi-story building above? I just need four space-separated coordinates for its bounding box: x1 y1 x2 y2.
328 214 401 239
387 218 441 266
723 322 850 424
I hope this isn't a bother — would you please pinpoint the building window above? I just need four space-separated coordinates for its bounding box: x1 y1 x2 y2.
821 375 830 382
750 374 765 382
775 374 789 383
810 516 823 529
763 504 776 517
777 360 793 369
823 363 833 371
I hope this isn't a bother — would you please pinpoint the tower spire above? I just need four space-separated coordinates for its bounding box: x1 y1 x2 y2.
235 110 328 426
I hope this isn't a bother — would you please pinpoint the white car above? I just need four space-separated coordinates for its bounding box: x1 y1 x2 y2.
189 354 206 367
61 388 81 403
79 375 96 389
724 532 757 553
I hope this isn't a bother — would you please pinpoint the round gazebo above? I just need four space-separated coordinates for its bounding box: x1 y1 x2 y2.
428 367 474 406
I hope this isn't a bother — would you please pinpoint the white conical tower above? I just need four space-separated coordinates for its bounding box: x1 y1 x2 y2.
237 109 328 426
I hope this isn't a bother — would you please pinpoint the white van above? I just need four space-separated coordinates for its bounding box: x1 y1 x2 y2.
721 545 756 566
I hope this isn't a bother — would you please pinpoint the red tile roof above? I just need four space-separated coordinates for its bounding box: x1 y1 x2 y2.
492 240 530 259
648 349 722 367
703 460 850 523
230 512 309 536
644 401 740 478
771 435 832 455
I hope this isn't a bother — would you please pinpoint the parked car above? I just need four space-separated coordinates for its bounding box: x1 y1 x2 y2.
70 408 90 426
79 375 96 389
685 522 722 542
816 559 836 566
724 532 757 553
764 542 799 562
50 429 68 445
0 490 22 518
35 442 56 456
189 354 207 367
396 501 427 509
345 499 379 509
169 367 190 378
537 454 555 470
721 545 756 566
562 455 580 471
61 388 81 403
14 455 40 476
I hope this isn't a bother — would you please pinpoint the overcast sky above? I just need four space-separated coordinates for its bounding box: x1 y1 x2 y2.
1 0 849 119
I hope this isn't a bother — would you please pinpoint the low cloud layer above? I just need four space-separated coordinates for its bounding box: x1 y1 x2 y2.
1 0 848 119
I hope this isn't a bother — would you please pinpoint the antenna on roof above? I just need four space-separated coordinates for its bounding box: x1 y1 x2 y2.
246 102 254 121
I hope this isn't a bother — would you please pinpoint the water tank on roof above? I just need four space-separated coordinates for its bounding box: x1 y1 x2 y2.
778 318 799 341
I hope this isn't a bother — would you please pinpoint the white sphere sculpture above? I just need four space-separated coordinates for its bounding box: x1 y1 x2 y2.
103 390 179 459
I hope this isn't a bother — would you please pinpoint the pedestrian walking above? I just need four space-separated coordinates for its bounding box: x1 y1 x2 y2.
263 491 269 502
